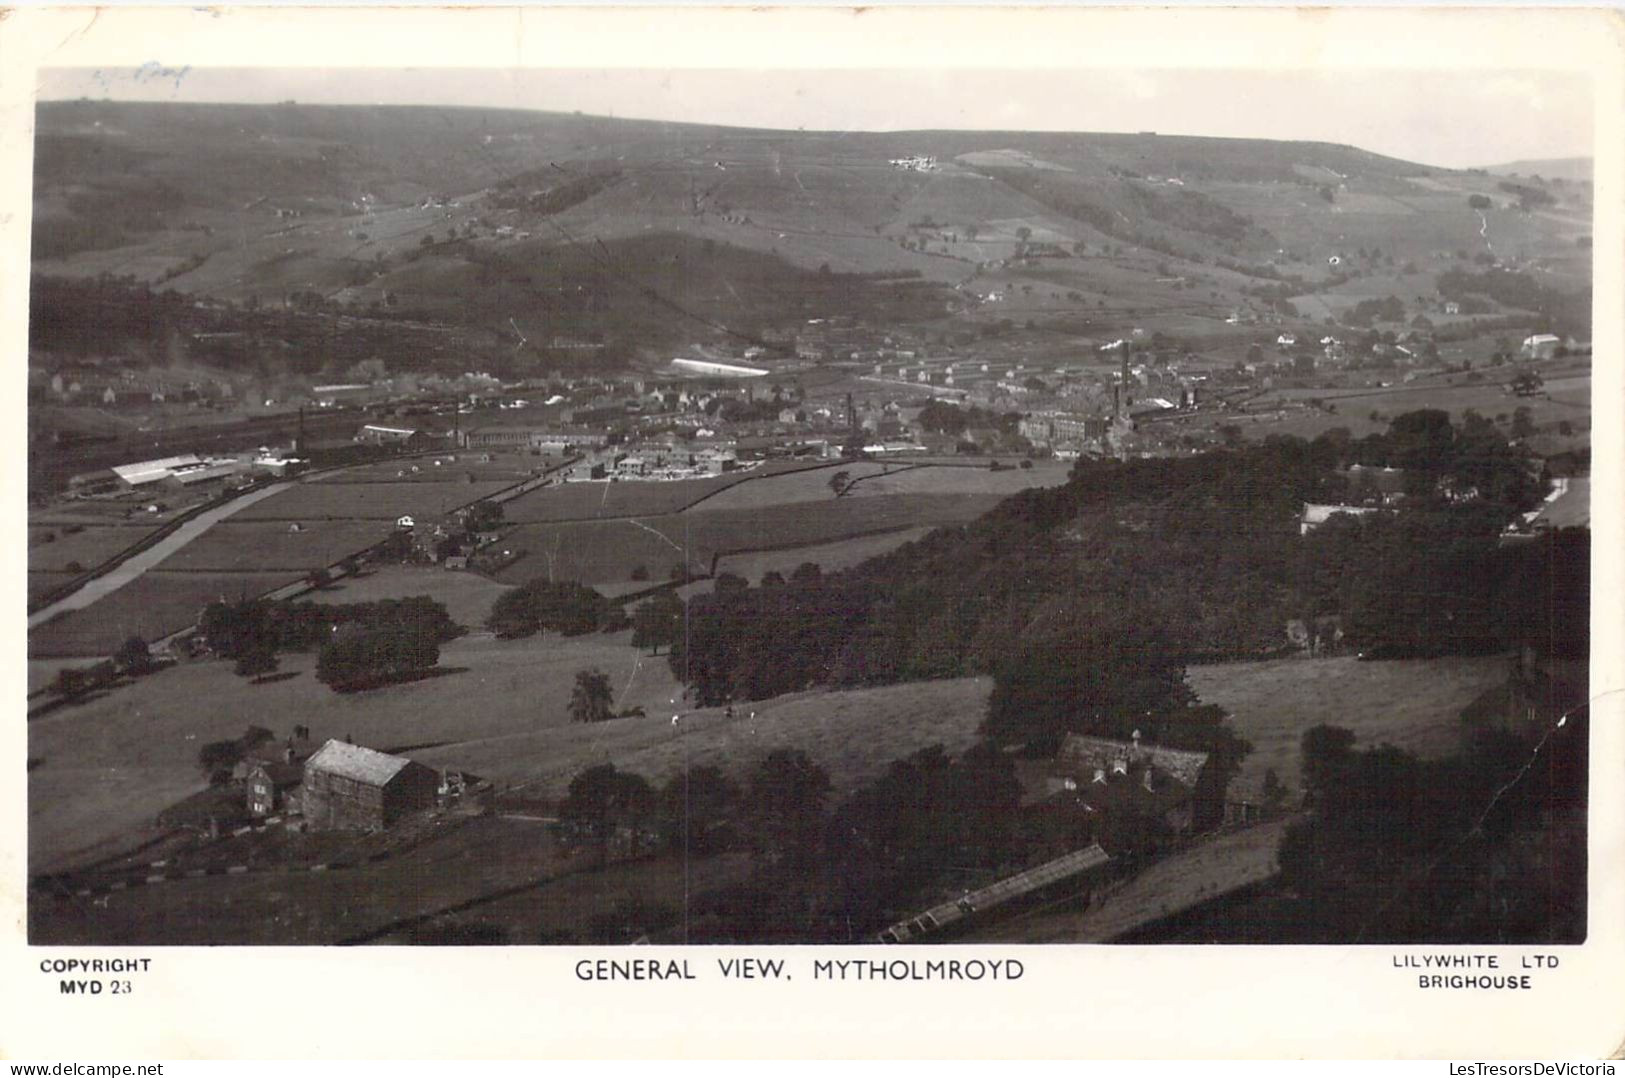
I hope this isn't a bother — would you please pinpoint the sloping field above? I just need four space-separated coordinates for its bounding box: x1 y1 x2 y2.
704 526 938 590
490 492 1004 585
27 571 301 658
687 461 892 512
413 676 994 806
1188 654 1508 802
231 480 511 521
843 461 1072 497
28 631 682 872
151 520 394 572
501 474 743 523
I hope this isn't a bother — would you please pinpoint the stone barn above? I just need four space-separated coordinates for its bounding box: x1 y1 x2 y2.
300 740 439 831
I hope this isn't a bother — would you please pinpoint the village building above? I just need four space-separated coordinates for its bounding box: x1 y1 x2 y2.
300 740 440 832
356 424 431 449
1047 731 1213 836
1521 334 1563 361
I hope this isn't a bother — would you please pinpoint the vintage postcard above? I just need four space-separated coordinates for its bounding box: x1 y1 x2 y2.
0 3 1620 1060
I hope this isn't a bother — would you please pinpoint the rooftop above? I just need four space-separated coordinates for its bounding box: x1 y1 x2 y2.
304 739 415 787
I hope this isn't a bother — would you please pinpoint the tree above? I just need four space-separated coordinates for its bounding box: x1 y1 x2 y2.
113 635 152 676
1263 768 1289 812
50 666 90 700
316 626 439 692
1300 725 1357 806
630 564 650 582
1511 406 1535 440
487 588 541 639
234 644 280 683
307 567 332 590
569 668 615 724
745 749 831 872
631 590 684 655
659 765 741 854
1468 193 1492 209
464 500 505 532
828 470 852 497
559 764 657 867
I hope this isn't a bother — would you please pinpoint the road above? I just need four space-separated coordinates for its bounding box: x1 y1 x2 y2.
27 481 293 629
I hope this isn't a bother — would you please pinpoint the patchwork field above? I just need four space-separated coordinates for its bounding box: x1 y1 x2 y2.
497 459 831 523
232 480 513 521
150 519 394 572
27 571 302 658
310 456 539 485
500 474 744 523
1188 654 1509 801
491 493 1005 585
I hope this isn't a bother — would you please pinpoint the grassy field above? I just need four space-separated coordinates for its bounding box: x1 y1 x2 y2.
305 564 513 629
419 676 994 808
149 519 394 572
1188 654 1509 802
231 480 513 521
30 817 559 945
700 526 939 592
501 474 744 523
688 461 894 513
28 631 683 872
311 456 539 484
1239 372 1590 444
29 814 753 946
27 571 302 658
842 460 1072 497
492 493 1004 586
27 523 167 573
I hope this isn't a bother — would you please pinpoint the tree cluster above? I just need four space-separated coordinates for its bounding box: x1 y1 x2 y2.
315 624 442 692
487 578 613 639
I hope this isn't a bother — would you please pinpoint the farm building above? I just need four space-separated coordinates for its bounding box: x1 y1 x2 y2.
300 740 439 831
110 454 206 489
356 424 431 449
1521 334 1563 360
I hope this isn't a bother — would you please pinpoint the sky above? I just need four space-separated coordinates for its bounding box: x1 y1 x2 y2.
36 66 1592 171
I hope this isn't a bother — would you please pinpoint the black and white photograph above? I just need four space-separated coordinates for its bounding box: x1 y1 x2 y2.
3 2 1621 1060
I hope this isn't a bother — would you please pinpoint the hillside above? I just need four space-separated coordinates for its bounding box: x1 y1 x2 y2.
1484 157 1593 182
32 101 1593 366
